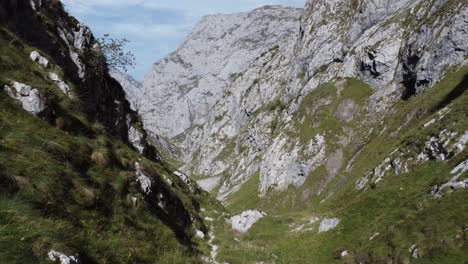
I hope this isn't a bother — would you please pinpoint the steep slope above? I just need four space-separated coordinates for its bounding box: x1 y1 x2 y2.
0 1 219 263
141 0 467 199
138 0 468 263
141 5 302 162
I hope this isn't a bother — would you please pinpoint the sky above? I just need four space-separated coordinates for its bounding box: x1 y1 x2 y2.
61 0 306 81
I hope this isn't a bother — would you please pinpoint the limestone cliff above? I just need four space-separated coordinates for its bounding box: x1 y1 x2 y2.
140 0 468 202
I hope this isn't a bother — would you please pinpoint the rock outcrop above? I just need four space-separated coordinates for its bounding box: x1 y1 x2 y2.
4 81 46 115
1 0 140 141
0 1 212 263
141 5 302 139
139 0 468 201
228 210 266 234
318 218 340 233
47 250 79 264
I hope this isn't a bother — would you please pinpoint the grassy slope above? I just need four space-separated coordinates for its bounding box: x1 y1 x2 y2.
0 27 211 263
213 67 468 263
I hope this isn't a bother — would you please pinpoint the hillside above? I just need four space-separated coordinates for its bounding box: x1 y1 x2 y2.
137 0 468 263
0 1 220 263
1 0 467 263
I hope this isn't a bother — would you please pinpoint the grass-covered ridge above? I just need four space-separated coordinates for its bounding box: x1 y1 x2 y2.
211 67 468 263
0 15 215 264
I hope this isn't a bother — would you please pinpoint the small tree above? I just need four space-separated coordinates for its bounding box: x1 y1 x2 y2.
96 34 136 73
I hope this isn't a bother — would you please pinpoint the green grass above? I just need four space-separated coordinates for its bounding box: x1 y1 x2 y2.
226 172 261 214
211 68 468 263
289 78 373 145
0 91 203 262
0 25 211 263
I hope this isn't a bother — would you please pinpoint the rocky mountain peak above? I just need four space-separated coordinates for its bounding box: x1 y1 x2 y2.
141 6 302 139
138 0 467 202
2 0 468 263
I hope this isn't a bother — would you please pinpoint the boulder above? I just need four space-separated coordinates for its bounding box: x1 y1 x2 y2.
4 82 46 115
228 210 266 234
30 51 49 68
319 218 340 233
47 250 79 264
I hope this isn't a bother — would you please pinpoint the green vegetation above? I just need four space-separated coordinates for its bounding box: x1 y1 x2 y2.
266 97 287 112
2 2 468 263
252 78 260 86
0 24 212 263
0 91 201 263
212 68 468 263
289 78 373 145
296 72 305 80
226 172 261 214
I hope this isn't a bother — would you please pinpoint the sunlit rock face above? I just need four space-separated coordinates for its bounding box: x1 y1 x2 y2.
139 0 468 201
4 82 46 115
141 5 302 138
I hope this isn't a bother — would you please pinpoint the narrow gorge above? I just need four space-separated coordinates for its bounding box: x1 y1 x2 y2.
1 0 467 263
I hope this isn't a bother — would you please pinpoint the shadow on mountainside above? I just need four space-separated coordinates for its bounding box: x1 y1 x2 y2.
432 73 468 112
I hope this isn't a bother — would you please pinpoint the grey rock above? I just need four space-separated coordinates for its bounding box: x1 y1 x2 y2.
73 24 92 50
56 24 92 79
137 0 468 201
417 130 459 161
4 82 46 115
355 176 369 191
318 218 340 233
128 124 145 154
141 6 302 138
70 51 85 79
336 99 358 122
47 250 78 264
173 170 200 194
409 244 419 259
30 0 42 11
135 162 152 194
432 159 468 198
30 51 49 68
48 72 71 97
131 197 138 206
228 210 266 234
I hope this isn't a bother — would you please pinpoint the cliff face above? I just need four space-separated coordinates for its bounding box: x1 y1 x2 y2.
140 0 468 199
1 0 129 137
0 1 217 263
133 1 468 262
141 5 302 141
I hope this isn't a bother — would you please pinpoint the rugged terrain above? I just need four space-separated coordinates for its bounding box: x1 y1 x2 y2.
136 0 468 263
0 1 220 263
0 0 467 263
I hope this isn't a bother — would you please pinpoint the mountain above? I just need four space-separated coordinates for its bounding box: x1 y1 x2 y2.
140 5 302 162
1 0 467 263
137 0 468 263
109 69 143 111
0 1 219 263
141 0 468 197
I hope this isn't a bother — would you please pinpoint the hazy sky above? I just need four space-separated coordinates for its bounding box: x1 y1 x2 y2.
61 0 306 80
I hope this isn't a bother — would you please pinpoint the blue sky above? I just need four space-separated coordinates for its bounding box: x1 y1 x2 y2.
61 0 306 80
